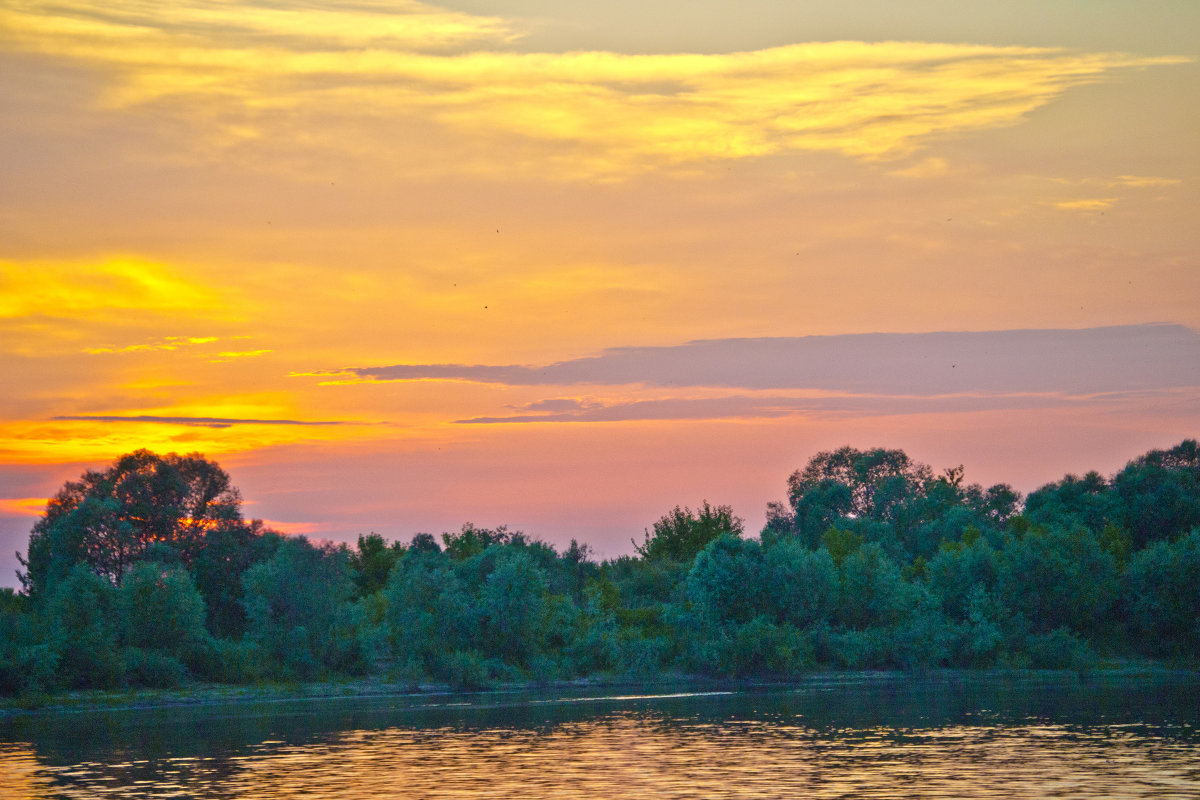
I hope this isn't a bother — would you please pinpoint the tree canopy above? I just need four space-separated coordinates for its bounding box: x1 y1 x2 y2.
20 450 247 597
6 441 1200 695
634 501 744 562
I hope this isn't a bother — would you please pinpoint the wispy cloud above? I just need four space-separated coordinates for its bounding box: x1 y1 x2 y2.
1108 175 1183 188
458 392 1087 425
511 398 600 413
1053 198 1118 212
50 415 357 429
338 324 1200 396
210 349 273 363
0 1 1186 178
85 336 220 355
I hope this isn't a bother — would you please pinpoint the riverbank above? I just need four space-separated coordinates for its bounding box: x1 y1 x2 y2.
3 661 1193 719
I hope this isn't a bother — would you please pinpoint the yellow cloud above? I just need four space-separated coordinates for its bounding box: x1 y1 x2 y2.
212 349 273 361
85 336 221 355
1109 175 1183 188
0 257 231 322
1054 198 1118 211
0 1 1186 179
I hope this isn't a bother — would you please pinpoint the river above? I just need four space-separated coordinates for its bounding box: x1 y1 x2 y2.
2 672 1197 799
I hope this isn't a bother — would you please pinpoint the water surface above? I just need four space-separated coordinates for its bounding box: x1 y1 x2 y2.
2 673 1197 799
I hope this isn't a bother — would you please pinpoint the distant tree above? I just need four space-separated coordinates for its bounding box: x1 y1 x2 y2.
768 447 931 545
349 532 406 598
769 447 1018 560
996 526 1118 637
383 547 470 676
408 532 442 554
443 523 521 561
1023 471 1113 535
761 539 839 628
478 549 551 665
789 447 933 521
635 501 744 562
559 539 600 603
836 542 909 630
1111 440 1200 548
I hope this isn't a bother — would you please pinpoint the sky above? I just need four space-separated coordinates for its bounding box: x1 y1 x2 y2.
1 0 1198 586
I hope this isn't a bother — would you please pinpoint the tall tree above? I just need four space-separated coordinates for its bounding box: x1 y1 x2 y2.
20 450 247 597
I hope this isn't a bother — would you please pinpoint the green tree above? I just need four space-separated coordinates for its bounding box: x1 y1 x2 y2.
635 501 744 562
242 537 361 678
1023 471 1113 536
43 564 124 689
478 549 551 665
1124 529 1200 656
383 548 471 677
118 562 208 655
687 534 764 624
996 526 1117 637
1111 440 1200 548
190 519 283 638
787 447 933 522
443 523 520 561
20 450 247 597
837 542 909 630
761 538 839 628
349 532 405 598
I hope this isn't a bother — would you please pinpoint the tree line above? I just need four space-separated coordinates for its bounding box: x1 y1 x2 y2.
2 442 1198 694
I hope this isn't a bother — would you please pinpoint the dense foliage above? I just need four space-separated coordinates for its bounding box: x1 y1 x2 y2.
4 441 1199 695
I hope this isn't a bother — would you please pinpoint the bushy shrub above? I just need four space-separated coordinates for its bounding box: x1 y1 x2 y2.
188 637 264 684
1024 627 1096 670
440 650 489 689
123 647 188 688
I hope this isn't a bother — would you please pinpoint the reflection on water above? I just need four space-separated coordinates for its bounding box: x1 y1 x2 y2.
2 675 1198 799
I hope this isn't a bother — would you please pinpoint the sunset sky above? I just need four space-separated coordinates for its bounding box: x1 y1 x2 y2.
2 1 1198 586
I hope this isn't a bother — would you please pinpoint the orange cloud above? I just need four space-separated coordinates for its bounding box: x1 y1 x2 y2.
0 498 50 517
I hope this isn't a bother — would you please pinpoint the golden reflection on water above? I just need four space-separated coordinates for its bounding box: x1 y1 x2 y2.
3 692 1200 799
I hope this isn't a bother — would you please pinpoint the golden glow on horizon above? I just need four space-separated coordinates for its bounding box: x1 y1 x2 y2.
0 1 1186 178
0 415 382 465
